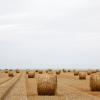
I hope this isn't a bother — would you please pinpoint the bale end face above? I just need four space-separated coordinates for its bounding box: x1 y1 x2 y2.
90 74 100 91
37 74 57 95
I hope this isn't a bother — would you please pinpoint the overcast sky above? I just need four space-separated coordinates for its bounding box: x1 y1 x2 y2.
0 0 100 69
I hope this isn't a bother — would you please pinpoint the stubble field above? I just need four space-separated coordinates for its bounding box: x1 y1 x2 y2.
0 70 100 100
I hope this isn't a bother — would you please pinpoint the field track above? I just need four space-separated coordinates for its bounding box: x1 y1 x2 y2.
0 73 21 100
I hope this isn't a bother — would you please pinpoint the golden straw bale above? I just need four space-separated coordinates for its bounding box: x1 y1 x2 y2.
56 70 61 75
8 72 14 77
26 70 29 74
28 72 35 78
91 70 96 73
39 70 43 74
37 74 57 95
68 70 70 72
62 69 66 73
74 70 79 76
90 74 100 91
87 71 92 75
5 70 8 73
16 69 20 73
79 72 86 79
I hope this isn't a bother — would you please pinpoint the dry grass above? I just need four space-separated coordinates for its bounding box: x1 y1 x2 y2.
0 69 100 100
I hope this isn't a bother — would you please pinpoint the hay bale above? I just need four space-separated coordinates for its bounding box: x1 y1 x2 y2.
5 70 8 73
62 69 66 73
96 69 99 72
79 72 86 79
8 72 14 77
90 74 100 91
26 70 29 74
28 72 35 78
39 70 43 74
35 70 38 72
87 71 92 75
37 74 57 95
56 70 61 75
91 70 96 73
16 69 20 73
9 69 13 71
68 70 70 72
74 70 79 76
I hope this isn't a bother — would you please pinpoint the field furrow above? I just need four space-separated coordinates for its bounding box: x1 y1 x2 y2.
0 73 21 100
4 72 27 100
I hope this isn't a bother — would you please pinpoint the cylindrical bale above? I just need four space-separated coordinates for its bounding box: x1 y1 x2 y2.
37 74 57 95
79 72 86 79
87 71 92 75
62 69 66 73
56 70 61 75
5 70 8 73
28 72 35 78
68 70 70 72
26 70 29 74
8 72 14 77
91 70 96 73
38 70 43 74
90 74 100 91
35 70 38 72
96 69 99 72
16 69 20 73
74 70 79 76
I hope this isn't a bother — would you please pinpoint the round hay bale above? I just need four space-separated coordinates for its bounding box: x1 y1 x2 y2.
91 70 96 73
26 70 29 74
9 69 13 71
28 72 35 78
37 74 57 95
74 71 79 76
87 71 92 75
79 72 86 79
5 70 8 73
68 70 70 72
16 70 20 73
56 70 61 75
62 69 66 73
38 70 43 74
96 69 99 72
90 74 100 91
8 72 14 77
35 70 38 72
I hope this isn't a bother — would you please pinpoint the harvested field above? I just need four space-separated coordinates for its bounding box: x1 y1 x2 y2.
0 70 99 100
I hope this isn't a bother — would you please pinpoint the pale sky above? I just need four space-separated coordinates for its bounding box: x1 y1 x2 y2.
0 0 100 69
